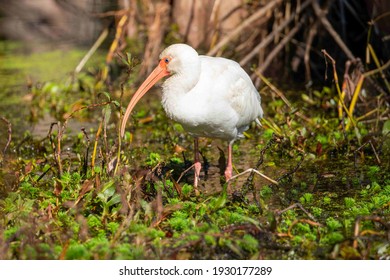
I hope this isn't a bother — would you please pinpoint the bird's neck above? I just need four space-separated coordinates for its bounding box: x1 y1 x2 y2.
161 61 201 121
165 60 201 93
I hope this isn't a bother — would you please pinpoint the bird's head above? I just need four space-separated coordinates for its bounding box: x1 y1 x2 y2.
159 44 199 75
120 44 199 137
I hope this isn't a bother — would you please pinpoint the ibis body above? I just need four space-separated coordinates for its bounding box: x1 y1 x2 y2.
121 44 263 188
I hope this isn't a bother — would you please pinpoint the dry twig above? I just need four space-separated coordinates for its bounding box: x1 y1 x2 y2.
0 116 12 155
207 0 283 56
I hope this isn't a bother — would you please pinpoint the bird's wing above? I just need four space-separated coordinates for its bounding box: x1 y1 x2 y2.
199 56 263 128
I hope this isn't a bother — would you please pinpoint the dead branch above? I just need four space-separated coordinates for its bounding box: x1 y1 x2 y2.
0 116 12 155
353 215 390 249
312 0 355 60
207 0 283 56
139 2 170 76
256 17 304 75
240 0 312 66
276 203 319 223
304 21 319 83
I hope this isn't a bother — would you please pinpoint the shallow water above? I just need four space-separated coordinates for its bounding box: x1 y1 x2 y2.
0 40 104 137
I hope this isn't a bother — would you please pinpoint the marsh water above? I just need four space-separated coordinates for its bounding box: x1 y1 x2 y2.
0 41 103 136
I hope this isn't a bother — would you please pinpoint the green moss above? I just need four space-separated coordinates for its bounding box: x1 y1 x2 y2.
326 217 342 232
146 152 161 166
344 197 355 208
260 185 273 199
3 226 19 240
87 214 102 229
107 222 119 235
239 234 259 253
168 211 191 232
311 207 323 217
300 193 314 204
66 243 90 260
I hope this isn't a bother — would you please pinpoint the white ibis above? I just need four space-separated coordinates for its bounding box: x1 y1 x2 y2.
121 43 263 189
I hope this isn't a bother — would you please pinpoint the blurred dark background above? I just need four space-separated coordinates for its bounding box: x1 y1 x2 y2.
0 0 389 88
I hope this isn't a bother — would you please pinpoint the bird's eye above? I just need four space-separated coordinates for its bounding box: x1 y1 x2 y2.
164 58 169 63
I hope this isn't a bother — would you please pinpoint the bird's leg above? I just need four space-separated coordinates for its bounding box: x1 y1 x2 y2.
193 138 201 195
224 141 233 181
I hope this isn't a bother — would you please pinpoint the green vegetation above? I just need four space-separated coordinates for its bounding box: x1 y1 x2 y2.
0 42 389 260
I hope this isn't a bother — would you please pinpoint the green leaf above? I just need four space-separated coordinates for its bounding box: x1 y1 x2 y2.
100 91 111 101
107 193 121 207
112 100 120 108
382 119 390 135
97 180 116 202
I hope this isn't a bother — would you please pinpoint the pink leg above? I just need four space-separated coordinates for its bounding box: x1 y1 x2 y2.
224 141 233 181
193 138 201 190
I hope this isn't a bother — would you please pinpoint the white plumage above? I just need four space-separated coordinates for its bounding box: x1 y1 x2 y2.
121 44 263 188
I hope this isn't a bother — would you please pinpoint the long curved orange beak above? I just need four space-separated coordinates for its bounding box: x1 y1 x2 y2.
120 60 170 137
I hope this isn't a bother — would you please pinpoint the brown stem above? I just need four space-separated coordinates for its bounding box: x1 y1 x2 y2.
207 0 283 56
240 0 312 66
304 21 318 83
312 0 355 60
0 116 12 155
